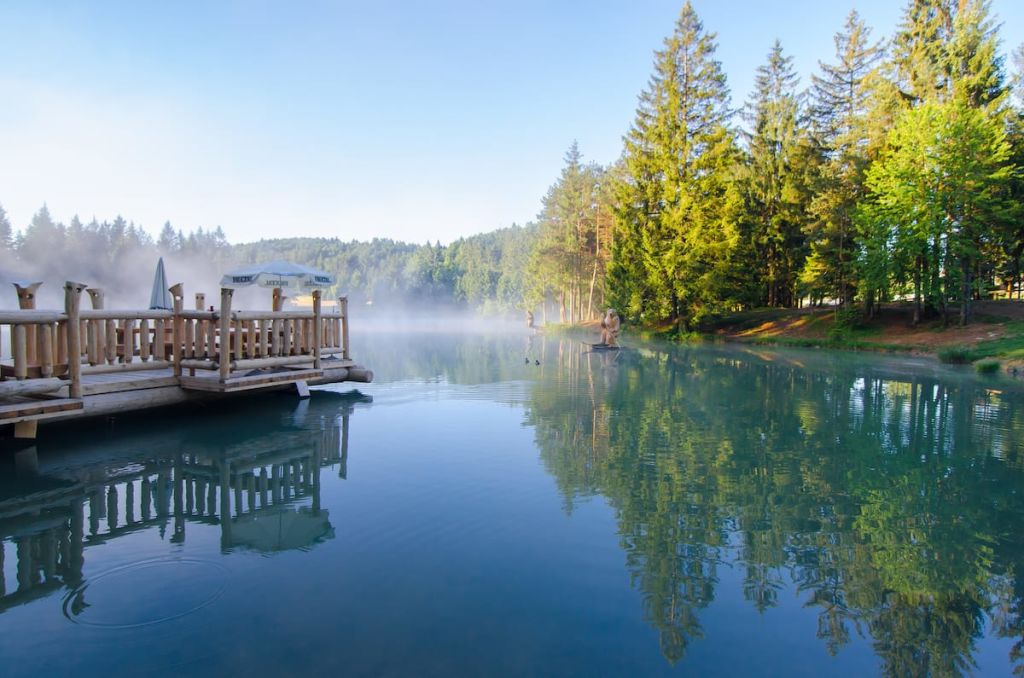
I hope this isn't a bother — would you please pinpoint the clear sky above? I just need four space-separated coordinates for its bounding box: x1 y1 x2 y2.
1 1 1021 245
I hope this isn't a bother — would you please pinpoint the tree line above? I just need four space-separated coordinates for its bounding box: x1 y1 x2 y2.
600 0 1024 330
0 202 533 311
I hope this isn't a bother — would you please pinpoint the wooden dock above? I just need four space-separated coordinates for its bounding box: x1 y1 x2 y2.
0 281 373 438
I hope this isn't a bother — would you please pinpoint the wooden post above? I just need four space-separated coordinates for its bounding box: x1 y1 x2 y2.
40 323 54 377
282 319 292 356
124 318 135 363
64 281 86 398
232 313 243 363
170 283 184 378
87 289 104 367
13 325 27 380
139 318 151 362
340 296 350 360
195 293 205 311
219 288 233 383
13 282 41 366
312 290 322 369
272 287 283 312
153 318 165 360
105 320 117 365
246 320 256 359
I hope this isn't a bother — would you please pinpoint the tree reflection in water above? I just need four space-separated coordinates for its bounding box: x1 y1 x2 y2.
524 338 1024 676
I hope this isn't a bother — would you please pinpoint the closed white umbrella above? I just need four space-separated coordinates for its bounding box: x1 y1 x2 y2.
149 258 173 310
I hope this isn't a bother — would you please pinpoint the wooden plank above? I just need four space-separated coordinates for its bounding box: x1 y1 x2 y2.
0 397 83 421
181 368 324 393
82 374 180 396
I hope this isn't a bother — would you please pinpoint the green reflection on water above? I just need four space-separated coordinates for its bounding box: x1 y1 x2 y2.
515 338 1024 675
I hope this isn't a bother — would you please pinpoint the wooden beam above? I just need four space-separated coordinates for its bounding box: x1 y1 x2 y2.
312 290 322 369
218 288 233 383
64 281 87 398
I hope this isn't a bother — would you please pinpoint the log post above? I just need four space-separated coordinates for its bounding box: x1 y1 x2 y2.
139 318 151 362
105 320 117 365
13 325 27 380
272 287 283 312
340 296 350 360
40 323 54 377
86 287 105 366
312 290 322 369
219 288 233 383
170 283 184 378
232 313 243 364
64 281 86 398
13 282 41 366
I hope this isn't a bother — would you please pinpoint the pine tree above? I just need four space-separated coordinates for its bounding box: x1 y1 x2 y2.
158 221 179 252
743 40 814 307
0 202 12 250
803 11 883 308
609 1 739 329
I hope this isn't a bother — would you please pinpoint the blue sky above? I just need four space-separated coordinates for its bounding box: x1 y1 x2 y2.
1 1 1021 245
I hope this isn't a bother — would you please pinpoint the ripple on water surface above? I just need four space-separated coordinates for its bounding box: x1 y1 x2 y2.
63 558 228 629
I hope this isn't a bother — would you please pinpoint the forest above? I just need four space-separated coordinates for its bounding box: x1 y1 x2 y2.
1 0 1022 327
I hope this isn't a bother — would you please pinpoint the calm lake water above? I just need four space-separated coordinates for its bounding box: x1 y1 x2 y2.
2 331 1024 676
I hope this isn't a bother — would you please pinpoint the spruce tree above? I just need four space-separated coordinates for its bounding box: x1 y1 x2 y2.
803 11 883 308
743 40 814 307
0 202 12 250
609 1 739 329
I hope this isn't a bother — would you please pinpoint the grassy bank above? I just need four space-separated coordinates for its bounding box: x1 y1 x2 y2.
633 301 1024 372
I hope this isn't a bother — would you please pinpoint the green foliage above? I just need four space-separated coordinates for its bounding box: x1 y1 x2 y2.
975 358 1001 373
609 1 741 330
528 142 614 323
827 307 864 340
742 40 816 308
938 346 971 364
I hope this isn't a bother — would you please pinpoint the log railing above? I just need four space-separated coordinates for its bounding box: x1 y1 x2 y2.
1 283 353 397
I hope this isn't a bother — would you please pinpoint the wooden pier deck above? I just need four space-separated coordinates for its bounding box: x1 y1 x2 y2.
0 282 373 438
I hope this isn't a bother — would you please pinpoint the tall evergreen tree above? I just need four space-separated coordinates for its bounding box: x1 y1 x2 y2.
802 11 883 308
743 40 815 308
0 202 12 250
609 1 740 329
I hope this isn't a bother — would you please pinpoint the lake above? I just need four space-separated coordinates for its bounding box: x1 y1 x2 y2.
2 331 1023 676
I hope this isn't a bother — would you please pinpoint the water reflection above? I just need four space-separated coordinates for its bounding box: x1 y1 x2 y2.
525 339 1024 676
0 392 368 617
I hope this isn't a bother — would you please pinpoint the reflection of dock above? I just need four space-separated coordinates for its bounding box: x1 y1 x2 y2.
0 282 374 439
0 397 363 612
